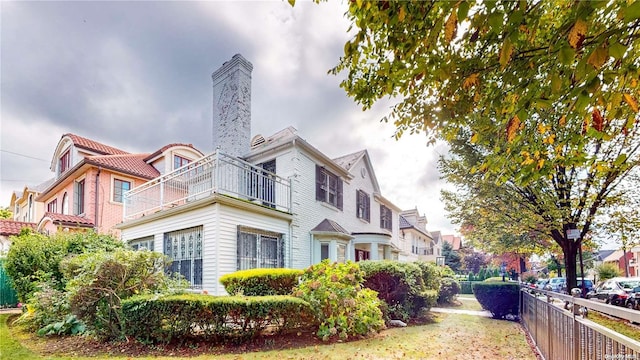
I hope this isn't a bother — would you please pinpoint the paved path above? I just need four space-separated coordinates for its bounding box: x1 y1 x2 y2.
431 307 492 317
0 308 22 314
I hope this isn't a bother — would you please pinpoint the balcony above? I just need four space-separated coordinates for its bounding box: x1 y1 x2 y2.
123 151 291 221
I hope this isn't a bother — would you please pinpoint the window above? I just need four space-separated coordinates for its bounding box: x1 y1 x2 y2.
47 199 57 213
248 160 276 207
237 226 283 270
320 243 329 261
337 244 346 263
62 193 69 215
380 204 392 231
113 179 131 203
74 180 85 215
315 165 343 210
28 194 33 221
59 150 71 174
130 236 154 251
164 226 202 288
174 155 191 170
356 190 370 222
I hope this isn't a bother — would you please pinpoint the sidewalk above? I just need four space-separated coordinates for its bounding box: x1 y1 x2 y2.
431 307 492 317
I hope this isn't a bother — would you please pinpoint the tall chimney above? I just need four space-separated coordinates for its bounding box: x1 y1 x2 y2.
212 54 253 157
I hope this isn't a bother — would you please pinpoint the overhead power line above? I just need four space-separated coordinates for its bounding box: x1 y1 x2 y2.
0 149 49 162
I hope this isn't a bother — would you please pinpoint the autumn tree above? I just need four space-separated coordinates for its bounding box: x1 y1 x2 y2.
0 207 12 220
309 1 640 293
461 249 489 274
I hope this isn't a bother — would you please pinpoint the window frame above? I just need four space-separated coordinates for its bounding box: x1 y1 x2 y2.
59 149 71 174
130 236 155 251
237 226 283 270
315 165 343 210
74 179 85 215
380 204 392 231
173 154 191 170
112 178 131 203
164 226 203 289
356 190 370 222
47 199 57 213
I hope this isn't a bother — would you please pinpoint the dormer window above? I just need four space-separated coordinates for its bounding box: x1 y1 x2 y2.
59 150 71 174
174 155 190 170
380 205 392 231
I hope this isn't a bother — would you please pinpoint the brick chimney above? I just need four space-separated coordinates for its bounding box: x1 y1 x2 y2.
211 54 253 158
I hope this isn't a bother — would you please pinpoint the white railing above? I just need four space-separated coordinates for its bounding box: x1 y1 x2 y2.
123 151 291 221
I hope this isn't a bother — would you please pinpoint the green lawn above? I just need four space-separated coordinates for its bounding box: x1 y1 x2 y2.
1 308 537 360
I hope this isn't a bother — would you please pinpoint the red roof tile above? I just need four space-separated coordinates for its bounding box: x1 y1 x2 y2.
43 212 94 227
0 220 37 236
65 133 129 155
86 154 160 179
143 143 202 162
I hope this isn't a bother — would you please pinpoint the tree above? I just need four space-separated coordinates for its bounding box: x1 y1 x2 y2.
317 0 640 294
595 263 622 282
0 207 12 219
596 194 640 277
462 250 488 274
441 241 461 273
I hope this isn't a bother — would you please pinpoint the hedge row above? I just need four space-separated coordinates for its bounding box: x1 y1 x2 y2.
472 282 519 319
219 268 303 296
459 281 483 294
121 294 314 343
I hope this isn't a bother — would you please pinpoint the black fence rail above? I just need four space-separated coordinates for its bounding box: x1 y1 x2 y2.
521 287 640 360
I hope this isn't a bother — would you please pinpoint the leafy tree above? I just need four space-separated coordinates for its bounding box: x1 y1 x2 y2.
462 250 488 274
595 263 622 282
596 196 640 276
0 207 12 219
441 241 461 273
309 0 640 293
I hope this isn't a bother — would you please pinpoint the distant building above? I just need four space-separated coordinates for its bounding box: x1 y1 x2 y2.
0 220 36 256
442 234 462 251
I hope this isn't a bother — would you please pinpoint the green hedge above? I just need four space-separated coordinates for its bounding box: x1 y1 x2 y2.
472 283 520 319
122 293 314 344
459 281 483 294
437 277 460 304
220 268 303 296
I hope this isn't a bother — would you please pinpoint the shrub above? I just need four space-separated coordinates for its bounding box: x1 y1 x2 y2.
472 282 520 319
16 282 71 333
459 281 479 294
122 294 314 344
437 277 460 305
5 229 124 302
413 261 442 290
293 260 384 341
359 260 435 322
62 249 184 339
220 268 303 296
596 263 621 281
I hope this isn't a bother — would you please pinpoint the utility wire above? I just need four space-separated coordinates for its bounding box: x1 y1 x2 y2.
0 149 49 162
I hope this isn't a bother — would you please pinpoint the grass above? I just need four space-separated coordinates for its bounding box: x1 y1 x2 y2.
588 312 640 342
1 308 537 360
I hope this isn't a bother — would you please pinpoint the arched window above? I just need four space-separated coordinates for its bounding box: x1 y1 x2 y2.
62 193 69 215
28 194 34 222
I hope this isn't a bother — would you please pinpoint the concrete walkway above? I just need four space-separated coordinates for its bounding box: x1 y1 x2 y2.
431 307 492 317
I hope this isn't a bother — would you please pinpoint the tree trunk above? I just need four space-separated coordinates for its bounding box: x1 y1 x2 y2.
562 240 579 294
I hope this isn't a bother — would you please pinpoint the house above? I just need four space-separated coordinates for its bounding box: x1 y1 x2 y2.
602 250 636 277
399 208 441 262
442 234 463 251
0 220 37 256
33 133 203 236
117 54 416 294
9 179 54 223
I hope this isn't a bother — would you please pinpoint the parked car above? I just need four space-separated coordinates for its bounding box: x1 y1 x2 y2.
586 277 640 307
545 277 566 292
534 279 549 290
625 284 640 310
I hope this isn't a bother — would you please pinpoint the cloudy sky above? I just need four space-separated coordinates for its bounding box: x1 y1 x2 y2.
0 1 456 235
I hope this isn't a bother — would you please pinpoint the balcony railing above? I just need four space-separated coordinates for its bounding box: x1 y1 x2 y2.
123 151 291 221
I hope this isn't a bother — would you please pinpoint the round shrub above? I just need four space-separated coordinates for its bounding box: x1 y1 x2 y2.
413 261 442 290
220 268 303 296
437 277 460 304
472 282 519 319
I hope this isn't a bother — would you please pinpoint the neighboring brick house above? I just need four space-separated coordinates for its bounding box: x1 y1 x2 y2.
34 133 203 236
603 250 636 277
117 54 435 294
0 220 36 256
442 234 463 251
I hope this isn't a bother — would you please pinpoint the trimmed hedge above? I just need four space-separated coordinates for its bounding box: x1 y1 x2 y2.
472 282 520 320
437 277 460 304
121 293 314 344
358 260 436 321
459 281 482 294
220 268 303 296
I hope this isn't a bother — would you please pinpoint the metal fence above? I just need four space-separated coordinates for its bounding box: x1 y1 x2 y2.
124 151 292 220
521 288 640 360
0 258 18 307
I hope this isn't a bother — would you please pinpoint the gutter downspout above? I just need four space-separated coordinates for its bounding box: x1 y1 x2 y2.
94 167 101 231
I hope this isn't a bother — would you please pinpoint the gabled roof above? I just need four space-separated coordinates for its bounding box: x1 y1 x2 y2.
32 178 56 192
596 249 616 261
86 154 160 179
0 220 36 236
333 150 366 171
65 133 129 155
143 143 203 162
41 212 94 228
400 215 433 239
602 250 624 263
333 149 382 195
399 215 412 229
311 219 350 235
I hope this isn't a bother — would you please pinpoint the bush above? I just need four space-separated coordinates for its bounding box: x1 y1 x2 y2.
472 282 520 319
62 249 184 340
5 229 124 302
413 261 442 290
596 263 621 281
122 294 314 344
16 282 71 333
220 268 303 296
437 277 460 304
293 260 385 341
359 260 436 322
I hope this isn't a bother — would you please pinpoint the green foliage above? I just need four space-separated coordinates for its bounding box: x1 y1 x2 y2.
62 249 183 340
36 315 85 337
595 263 622 281
413 261 443 290
358 260 436 322
437 278 460 305
16 283 70 332
5 230 124 302
293 260 385 341
441 242 461 273
122 294 314 344
0 207 12 220
473 283 520 319
462 251 488 274
220 268 303 296
459 281 482 295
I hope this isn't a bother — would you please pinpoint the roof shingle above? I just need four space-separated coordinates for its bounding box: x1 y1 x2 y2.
65 133 129 155
311 219 350 235
43 212 94 227
0 220 37 236
86 154 160 179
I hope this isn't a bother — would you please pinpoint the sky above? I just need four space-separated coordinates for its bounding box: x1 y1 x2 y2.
0 1 457 236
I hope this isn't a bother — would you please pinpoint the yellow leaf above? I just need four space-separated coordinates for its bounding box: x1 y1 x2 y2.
536 159 545 170
444 10 458 43
499 38 513 70
506 115 520 142
470 133 478 143
623 93 639 112
559 115 566 127
568 19 587 49
463 73 479 89
398 6 406 22
587 44 608 70
537 123 548 134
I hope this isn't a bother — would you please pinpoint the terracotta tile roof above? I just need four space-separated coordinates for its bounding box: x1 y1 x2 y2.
442 234 462 250
43 212 94 227
311 219 350 235
0 220 37 236
65 133 129 155
143 143 202 162
86 154 160 179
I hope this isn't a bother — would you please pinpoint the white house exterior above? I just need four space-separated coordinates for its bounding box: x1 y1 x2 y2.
117 54 429 294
